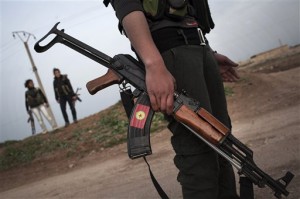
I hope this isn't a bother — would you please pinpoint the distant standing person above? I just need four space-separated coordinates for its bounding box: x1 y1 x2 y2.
25 79 57 134
53 68 77 127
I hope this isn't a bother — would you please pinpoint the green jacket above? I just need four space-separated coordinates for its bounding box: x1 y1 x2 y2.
25 88 47 111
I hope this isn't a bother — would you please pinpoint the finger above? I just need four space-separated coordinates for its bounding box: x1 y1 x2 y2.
230 68 240 79
227 72 236 82
166 93 174 115
222 72 232 82
225 68 239 81
148 93 159 112
225 58 239 67
156 94 167 113
228 70 240 82
159 95 167 114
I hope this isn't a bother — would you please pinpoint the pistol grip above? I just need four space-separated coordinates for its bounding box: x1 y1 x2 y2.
86 69 123 95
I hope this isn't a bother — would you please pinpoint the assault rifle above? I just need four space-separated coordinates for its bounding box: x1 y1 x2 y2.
74 87 82 105
34 22 294 198
75 88 82 102
27 110 36 135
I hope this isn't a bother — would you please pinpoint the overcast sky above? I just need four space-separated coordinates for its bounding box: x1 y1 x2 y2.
1 0 299 142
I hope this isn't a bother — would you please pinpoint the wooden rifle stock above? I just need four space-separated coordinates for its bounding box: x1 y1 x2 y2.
86 69 123 95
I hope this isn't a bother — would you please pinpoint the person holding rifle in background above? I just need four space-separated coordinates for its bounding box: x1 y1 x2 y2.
53 68 78 127
25 79 57 134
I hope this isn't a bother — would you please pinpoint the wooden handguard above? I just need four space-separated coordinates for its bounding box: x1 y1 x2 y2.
86 69 123 95
197 108 230 137
173 105 227 146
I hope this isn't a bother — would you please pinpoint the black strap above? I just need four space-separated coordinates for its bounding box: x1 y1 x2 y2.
143 156 169 199
239 176 254 199
152 28 202 53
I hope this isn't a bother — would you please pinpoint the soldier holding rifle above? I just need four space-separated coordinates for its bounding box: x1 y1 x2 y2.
105 0 240 198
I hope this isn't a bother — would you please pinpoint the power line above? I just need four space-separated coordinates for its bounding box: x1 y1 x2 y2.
65 10 110 30
1 5 108 56
0 38 19 52
0 48 22 63
28 5 105 34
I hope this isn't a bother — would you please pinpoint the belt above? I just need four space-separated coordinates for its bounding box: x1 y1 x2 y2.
151 28 207 53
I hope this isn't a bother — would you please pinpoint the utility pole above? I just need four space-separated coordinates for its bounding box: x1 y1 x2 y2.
13 31 58 128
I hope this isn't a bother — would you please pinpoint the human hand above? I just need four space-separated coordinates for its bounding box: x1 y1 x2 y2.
214 52 240 82
72 96 77 101
121 11 175 114
145 62 176 115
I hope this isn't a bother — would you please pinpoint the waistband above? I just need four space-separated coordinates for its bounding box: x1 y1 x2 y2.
151 28 207 53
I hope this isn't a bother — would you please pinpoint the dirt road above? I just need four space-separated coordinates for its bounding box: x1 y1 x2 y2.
1 66 299 198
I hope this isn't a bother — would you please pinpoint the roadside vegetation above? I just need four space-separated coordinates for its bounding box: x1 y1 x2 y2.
0 101 167 170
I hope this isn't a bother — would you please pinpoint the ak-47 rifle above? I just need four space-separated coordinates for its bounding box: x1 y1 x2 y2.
75 88 82 102
74 87 82 105
27 110 36 135
34 22 294 199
